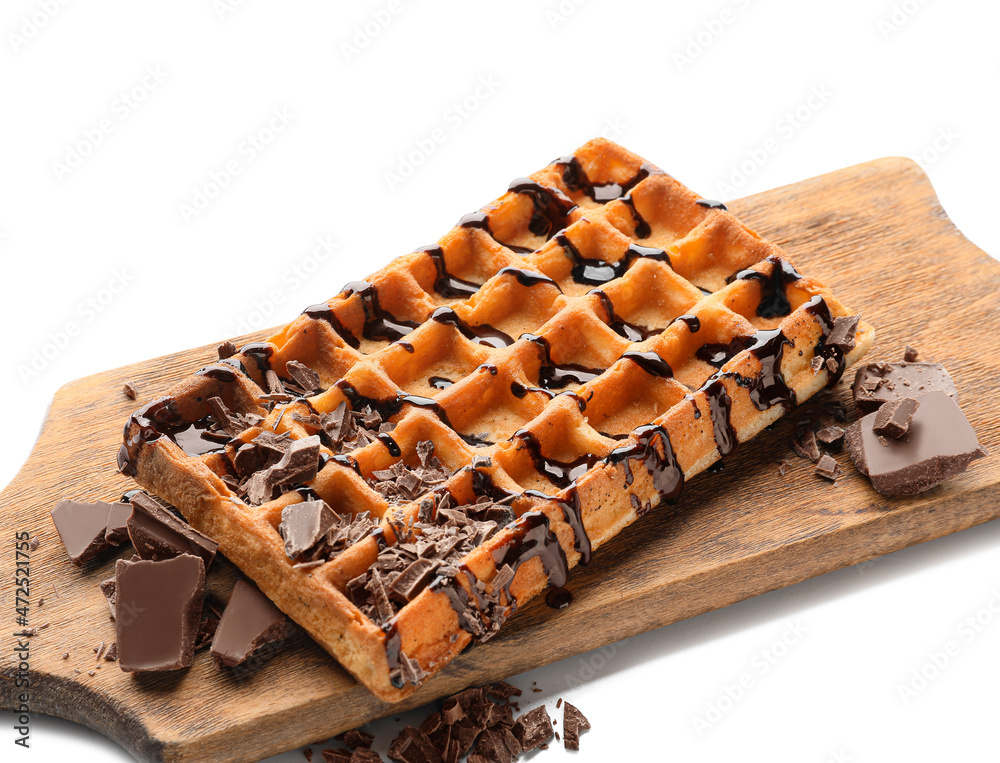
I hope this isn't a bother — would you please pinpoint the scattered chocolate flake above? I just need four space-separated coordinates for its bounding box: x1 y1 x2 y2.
814 453 842 481
810 356 824 373
320 750 352 763
555 698 562 709
562 702 590 751
127 492 219 568
104 643 118 661
123 380 138 399
304 749 314 762
61 652 69 660
28 537 40 552
281 500 337 559
777 458 791 477
873 397 919 440
339 729 375 750
285 360 322 394
216 340 237 359
816 426 845 449
792 429 821 463
903 345 919 362
511 706 552 752
387 726 442 763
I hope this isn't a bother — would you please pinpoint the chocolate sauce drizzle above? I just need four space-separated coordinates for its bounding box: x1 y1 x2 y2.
520 333 603 391
556 233 669 287
620 350 673 378
513 429 601 488
675 314 701 333
696 336 754 369
430 306 513 349
555 157 661 204
418 244 481 299
605 424 684 506
524 488 591 565
492 511 569 605
696 199 728 210
496 266 560 290
306 282 419 347
592 290 662 342
700 379 737 456
732 256 803 320
506 177 577 238
802 295 847 386
428 376 454 390
457 211 491 231
303 303 360 350
117 397 188 476
744 328 796 412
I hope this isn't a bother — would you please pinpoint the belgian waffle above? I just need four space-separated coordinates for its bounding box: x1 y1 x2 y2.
119 139 874 702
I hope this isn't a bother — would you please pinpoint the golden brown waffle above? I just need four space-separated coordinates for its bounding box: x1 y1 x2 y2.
119 138 874 702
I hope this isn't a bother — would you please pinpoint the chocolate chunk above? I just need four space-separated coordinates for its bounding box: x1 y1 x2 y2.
104 642 118 661
218 340 238 359
390 558 438 603
247 435 322 505
100 577 117 620
340 729 375 749
349 751 382 763
827 315 860 353
511 706 552 752
128 492 218 568
473 727 520 763
562 702 590 751
321 749 353 763
123 380 138 399
105 501 133 545
50 500 117 564
852 361 958 413
286 360 322 393
211 579 287 670
814 453 842 481
903 345 919 362
486 680 522 701
873 396 919 439
280 500 336 559
847 391 988 496
816 426 845 448
115 554 205 672
387 726 442 763
792 429 820 462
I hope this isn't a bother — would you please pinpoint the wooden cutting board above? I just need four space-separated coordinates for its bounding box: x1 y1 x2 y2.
2 157 998 763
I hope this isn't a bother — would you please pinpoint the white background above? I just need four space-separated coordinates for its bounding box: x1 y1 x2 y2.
2 1 999 761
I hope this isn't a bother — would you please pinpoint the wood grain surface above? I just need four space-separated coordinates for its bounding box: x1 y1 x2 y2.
2 157 998 762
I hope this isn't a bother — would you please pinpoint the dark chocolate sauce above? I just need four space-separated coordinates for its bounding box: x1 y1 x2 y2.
419 244 481 299
195 365 238 383
239 342 275 373
377 432 401 457
340 281 419 343
605 424 684 505
458 211 491 231
303 303 360 349
331 453 361 474
470 467 520 506
513 429 600 488
675 314 701 333
556 234 670 287
492 511 569 606
696 337 754 369
524 488 591 565
429 376 454 390
619 191 652 239
592 290 661 342
479 364 498 376
497 266 560 290
507 177 577 238
802 295 846 386
521 332 602 390
696 199 728 210
745 328 796 412
621 350 673 378
118 397 203 476
430 306 514 349
545 587 573 609
732 256 803 320
700 379 737 456
556 157 661 204
393 341 415 354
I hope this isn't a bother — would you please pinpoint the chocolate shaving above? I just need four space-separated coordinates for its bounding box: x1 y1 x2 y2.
123 380 138 399
285 361 322 393
903 345 919 362
814 453 842 481
827 315 860 353
562 702 590 751
792 429 821 462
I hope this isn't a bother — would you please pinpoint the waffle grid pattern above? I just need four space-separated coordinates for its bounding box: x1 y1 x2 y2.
121 139 873 701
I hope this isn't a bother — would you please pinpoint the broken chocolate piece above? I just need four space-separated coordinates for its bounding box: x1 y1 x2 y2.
792 429 821 462
50 500 117 564
847 391 988 496
246 435 322 505
128 492 218 568
339 729 375 749
814 453 842 481
115 554 205 672
105 501 133 545
827 315 860 353
100 577 117 620
285 360 322 393
511 705 552 752
873 396 919 439
903 345 919 362
218 340 238 359
123 380 138 399
388 726 443 763
816 426 845 449
562 702 590 751
852 361 958 413
211 579 287 670
321 749 353 763
280 500 336 559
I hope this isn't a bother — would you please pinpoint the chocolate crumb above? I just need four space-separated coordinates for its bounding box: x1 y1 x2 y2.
815 453 843 481
810 356 824 373
28 537 40 552
778 458 791 477
903 345 919 362
512 705 552 752
556 698 562 709
304 749 313 762
62 652 69 660
816 426 845 449
104 643 118 661
792 429 821 462
218 340 238 359
123 380 138 399
562 702 590 751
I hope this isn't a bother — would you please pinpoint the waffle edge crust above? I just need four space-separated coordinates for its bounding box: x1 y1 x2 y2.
120 139 874 702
